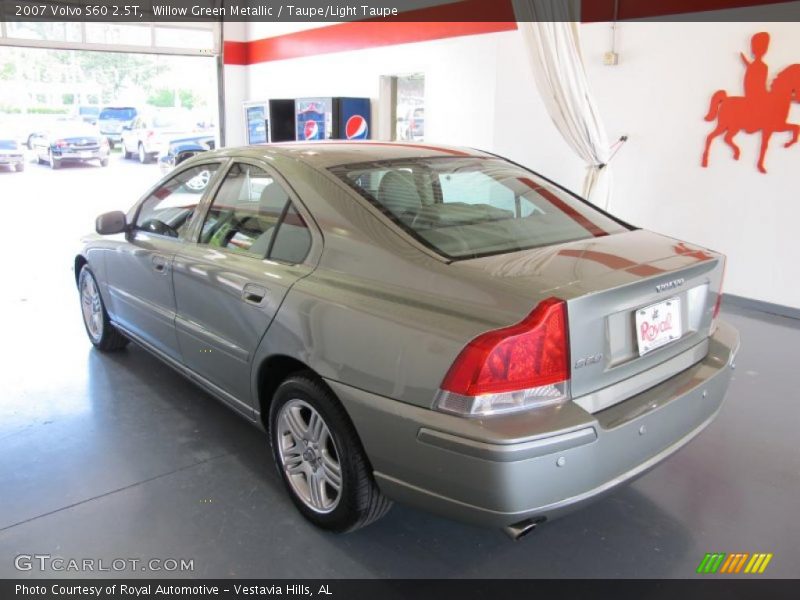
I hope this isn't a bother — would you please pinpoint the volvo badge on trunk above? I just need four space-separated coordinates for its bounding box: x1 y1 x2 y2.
656 278 685 293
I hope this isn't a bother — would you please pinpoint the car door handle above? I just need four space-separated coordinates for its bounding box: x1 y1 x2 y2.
151 255 169 273
242 283 268 305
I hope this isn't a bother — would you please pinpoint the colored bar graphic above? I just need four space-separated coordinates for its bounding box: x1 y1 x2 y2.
734 553 750 573
697 553 726 573
699 552 773 575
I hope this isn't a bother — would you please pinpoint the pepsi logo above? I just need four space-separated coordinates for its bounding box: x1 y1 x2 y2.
303 120 319 140
345 115 369 140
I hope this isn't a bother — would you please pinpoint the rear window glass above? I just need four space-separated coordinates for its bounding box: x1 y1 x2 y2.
330 157 628 260
99 107 136 121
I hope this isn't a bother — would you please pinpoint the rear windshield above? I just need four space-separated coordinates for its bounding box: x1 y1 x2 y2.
99 107 136 121
331 157 628 260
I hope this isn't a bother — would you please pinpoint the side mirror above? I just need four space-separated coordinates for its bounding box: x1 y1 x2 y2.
96 211 128 235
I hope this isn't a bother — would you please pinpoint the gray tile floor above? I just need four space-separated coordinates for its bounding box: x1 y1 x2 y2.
2 300 798 578
1 162 798 578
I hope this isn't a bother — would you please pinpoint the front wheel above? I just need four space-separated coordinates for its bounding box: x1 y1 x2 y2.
138 143 151 164
269 375 392 532
78 266 129 352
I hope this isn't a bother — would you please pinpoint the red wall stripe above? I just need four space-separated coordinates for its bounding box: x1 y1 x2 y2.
223 40 248 66
223 0 517 66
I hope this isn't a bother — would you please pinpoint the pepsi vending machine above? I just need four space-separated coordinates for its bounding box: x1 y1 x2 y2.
295 97 371 141
295 97 333 141
337 97 371 140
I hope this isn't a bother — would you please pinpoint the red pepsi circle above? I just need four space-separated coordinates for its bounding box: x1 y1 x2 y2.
345 115 368 140
304 120 319 140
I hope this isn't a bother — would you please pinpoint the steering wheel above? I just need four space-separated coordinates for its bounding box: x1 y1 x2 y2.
140 219 179 238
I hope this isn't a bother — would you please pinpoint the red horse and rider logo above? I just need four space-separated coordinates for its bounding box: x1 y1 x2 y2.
702 32 800 173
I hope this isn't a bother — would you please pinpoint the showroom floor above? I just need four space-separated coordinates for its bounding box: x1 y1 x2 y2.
0 157 798 578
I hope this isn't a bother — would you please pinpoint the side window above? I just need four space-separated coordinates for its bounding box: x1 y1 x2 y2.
270 203 312 264
134 164 219 238
200 163 289 258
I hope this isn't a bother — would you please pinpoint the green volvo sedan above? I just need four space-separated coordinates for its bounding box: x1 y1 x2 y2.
75 142 738 538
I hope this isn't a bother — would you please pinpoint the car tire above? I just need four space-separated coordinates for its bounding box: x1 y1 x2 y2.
27 135 36 150
123 149 132 159
16 163 24 172
269 374 392 533
78 266 129 352
49 151 61 169
138 143 151 164
100 158 109 167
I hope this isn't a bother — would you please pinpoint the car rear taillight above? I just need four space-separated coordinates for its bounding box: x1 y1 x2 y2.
435 297 570 417
146 130 155 139
54 139 68 148
710 259 726 335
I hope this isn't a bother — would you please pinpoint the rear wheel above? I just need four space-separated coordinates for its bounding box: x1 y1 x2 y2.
78 266 129 352
269 374 392 532
100 158 109 167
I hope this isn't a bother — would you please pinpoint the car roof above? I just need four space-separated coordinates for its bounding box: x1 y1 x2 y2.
211 141 492 169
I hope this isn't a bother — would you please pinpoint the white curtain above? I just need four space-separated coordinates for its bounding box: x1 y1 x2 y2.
513 0 612 208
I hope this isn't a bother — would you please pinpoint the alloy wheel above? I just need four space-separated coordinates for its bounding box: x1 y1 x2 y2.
276 399 343 514
80 274 103 343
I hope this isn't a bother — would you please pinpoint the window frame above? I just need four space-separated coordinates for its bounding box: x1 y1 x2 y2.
189 158 318 265
129 159 229 243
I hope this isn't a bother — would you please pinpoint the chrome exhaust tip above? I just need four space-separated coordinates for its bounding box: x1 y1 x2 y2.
503 518 543 540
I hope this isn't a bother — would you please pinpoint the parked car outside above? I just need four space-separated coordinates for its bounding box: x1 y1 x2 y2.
0 126 25 172
76 142 738 538
73 105 101 125
31 120 110 169
121 108 208 164
158 133 216 175
98 106 139 149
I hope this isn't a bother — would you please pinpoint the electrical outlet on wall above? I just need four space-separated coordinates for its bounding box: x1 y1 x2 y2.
603 51 619 66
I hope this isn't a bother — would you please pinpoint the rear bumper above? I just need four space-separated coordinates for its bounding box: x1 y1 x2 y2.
54 149 108 161
0 154 24 165
329 321 739 528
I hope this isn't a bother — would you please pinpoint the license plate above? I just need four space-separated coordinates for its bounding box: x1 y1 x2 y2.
635 297 682 355
80 151 92 158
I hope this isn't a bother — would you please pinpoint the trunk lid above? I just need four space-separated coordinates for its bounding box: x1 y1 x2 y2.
455 230 725 409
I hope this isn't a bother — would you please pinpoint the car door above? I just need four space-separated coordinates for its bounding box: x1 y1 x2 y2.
172 159 319 410
103 161 225 360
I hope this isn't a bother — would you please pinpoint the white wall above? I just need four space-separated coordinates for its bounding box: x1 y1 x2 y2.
224 22 800 309
581 22 800 310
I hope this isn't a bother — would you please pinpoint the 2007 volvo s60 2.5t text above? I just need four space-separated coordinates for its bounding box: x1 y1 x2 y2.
75 142 738 539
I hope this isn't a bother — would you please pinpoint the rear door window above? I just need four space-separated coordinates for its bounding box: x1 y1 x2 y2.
200 162 312 263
